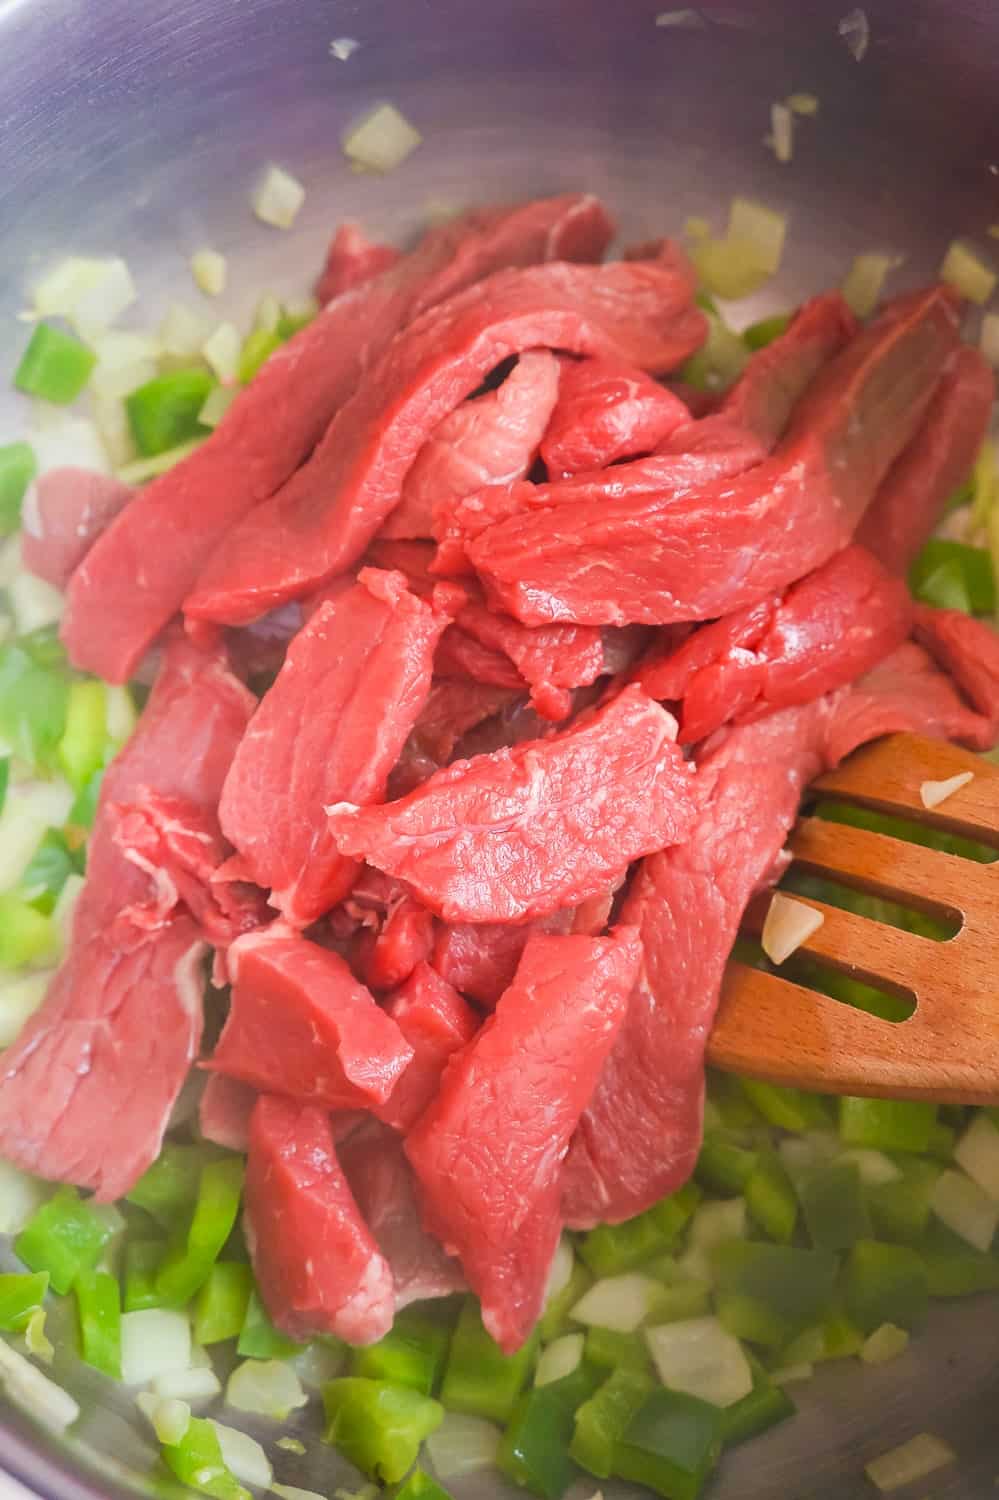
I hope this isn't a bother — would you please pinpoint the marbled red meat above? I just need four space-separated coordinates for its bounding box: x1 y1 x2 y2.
539 354 690 478
377 961 479 1129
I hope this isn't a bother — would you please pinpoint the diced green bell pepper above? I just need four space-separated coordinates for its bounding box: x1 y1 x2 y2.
155 1157 244 1306
68 767 104 832
122 1240 164 1312
126 368 214 457
21 828 80 915
15 1186 118 1295
580 1184 700 1276
918 1220 999 1297
539 1257 592 1341
14 323 96 405
351 1308 450 1395
615 1387 724 1500
745 1150 798 1244
193 1261 253 1345
865 1158 939 1244
74 1269 122 1379
0 441 37 535
742 312 792 350
0 641 69 772
696 1134 759 1197
238 328 282 384
0 758 8 819
57 680 108 792
392 1469 455 1500
498 1364 602 1500
322 1377 444 1484
161 1415 250 1500
721 1358 795 1448
706 1072 766 1131
910 538 996 614
843 1240 928 1334
584 1326 653 1373
237 1287 305 1359
799 1161 872 1251
738 1079 831 1133
570 1365 655 1478
838 1097 937 1153
440 1298 537 1423
0 891 57 969
711 1242 839 1348
127 1145 215 1228
0 1271 49 1331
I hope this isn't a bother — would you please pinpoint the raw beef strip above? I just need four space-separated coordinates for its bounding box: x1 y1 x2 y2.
328 684 697 924
219 569 455 927
316 221 402 303
450 600 605 722
244 1096 394 1345
0 635 255 1198
185 253 707 627
408 679 520 765
540 354 691 479
856 346 994 573
64 193 613 683
199 1073 257 1153
634 544 913 741
378 961 480 1130
21 468 132 589
340 1123 466 1310
431 911 575 1009
352 894 435 992
206 924 414 1110
469 285 962 626
406 928 641 1352
914 604 999 735
381 350 559 539
436 625 525 689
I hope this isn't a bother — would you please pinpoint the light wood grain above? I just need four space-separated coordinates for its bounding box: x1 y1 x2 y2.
708 734 999 1102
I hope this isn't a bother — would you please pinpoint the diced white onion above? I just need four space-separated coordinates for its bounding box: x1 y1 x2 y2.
0 1159 47 1235
293 1341 346 1389
0 779 75 893
693 313 751 390
786 92 819 116
343 104 422 175
152 1365 222 1404
33 257 136 339
865 1433 955 1492
571 1273 664 1334
0 1336 79 1432
276 1437 307 1455
211 1421 274 1489
838 7 870 62
860 1323 909 1366
688 1198 748 1266
839 1149 902 1186
940 240 997 305
727 196 787 275
252 165 307 229
544 1237 575 1305
842 252 901 318
771 1362 814 1385
329 37 361 60
535 1333 584 1388
770 102 794 164
160 303 211 358
90 392 137 470
645 1316 754 1408
0 971 52 1048
190 250 228 298
253 293 282 334
426 1411 502 1480
274 1487 327 1500
117 437 203 486
9 572 64 635
30 410 111 478
202 323 241 384
105 684 137 747
284 295 319 326
930 1168 999 1252
225 1358 307 1420
954 1114 999 1202
90 331 161 401
23 1308 53 1363
920 771 974 809
136 1391 191 1445
199 386 238 429
778 1131 839 1186
762 892 824 964
120 1309 191 1386
654 8 705 26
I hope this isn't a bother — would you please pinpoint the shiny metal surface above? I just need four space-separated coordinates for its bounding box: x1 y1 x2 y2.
2 0 999 1496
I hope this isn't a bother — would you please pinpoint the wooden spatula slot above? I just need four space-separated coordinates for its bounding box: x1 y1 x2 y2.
709 734 999 1104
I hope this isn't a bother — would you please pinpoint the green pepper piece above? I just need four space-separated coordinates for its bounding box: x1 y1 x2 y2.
123 1240 164 1312
0 891 57 969
238 328 283 384
910 538 996 614
14 323 96 405
738 1079 831 1133
161 1415 250 1500
57 681 108 792
498 1366 602 1500
21 828 79 915
745 1150 798 1243
0 442 37 535
711 1242 839 1348
799 1161 872 1250
0 1272 49 1331
127 1144 214 1228
74 1269 122 1379
322 1377 444 1484
193 1262 253 1345
838 1097 937 1153
392 1469 455 1500
584 1326 653 1373
918 1220 999 1297
237 1288 305 1359
742 312 792 351
351 1308 450 1394
615 1387 724 1500
0 642 69 772
865 1158 939 1244
125 368 215 457
721 1359 795 1448
15 1186 118 1294
68 767 104 833
440 1298 537 1423
695 1133 758 1196
843 1240 928 1334
580 1184 700 1277
570 1365 655 1478
706 1072 765 1131
155 1157 244 1306
539 1257 592 1342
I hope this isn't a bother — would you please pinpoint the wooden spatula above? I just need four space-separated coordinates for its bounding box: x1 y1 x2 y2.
707 733 999 1104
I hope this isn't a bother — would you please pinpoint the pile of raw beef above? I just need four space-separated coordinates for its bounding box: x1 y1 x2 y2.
4 193 999 1353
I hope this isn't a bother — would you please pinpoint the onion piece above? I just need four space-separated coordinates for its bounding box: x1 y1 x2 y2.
860 1323 909 1366
929 1168 999 1251
211 1421 274 1489
252 165 307 229
190 250 227 298
865 1433 955 1493
426 1411 502 1479
9 571 64 635
762 892 824 964
136 1391 191 1445
839 1149 902 1186
274 1488 327 1500
842 252 902 318
199 386 238 429
0 779 75 894
645 1316 754 1407
770 1362 814 1385
838 7 870 62
343 104 422 175
0 1337 79 1432
120 1309 192 1386
152 1366 222 1404
117 438 203 486
786 92 819 116
544 1237 575 1305
770 102 794 164
329 37 360 60
160 303 211 359
30 410 111 477
940 240 997 305
920 770 973 809
654 8 706 26
225 1359 307 1420
535 1333 584 1388
572 1273 665 1334
954 1113 999 1200
727 197 787 274
33 257 136 340
202 323 241 384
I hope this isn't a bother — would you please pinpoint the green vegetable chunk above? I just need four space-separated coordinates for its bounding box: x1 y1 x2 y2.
0 892 57 969
738 1079 831 1133
322 1377 443 1484
843 1240 929 1333
122 1240 164 1312
721 1359 795 1448
237 1288 305 1359
584 1326 653 1373
440 1298 537 1423
155 1157 244 1306
127 1145 214 1228
21 829 80 914
161 1415 250 1500
539 1257 592 1341
393 1469 454 1500
15 1186 118 1294
0 442 37 534
14 323 97 404
68 768 104 832
74 1269 122 1379
193 1262 253 1345
580 1184 700 1276
615 1387 724 1500
865 1158 939 1244
711 1242 839 1348
238 328 282 384
742 312 791 350
0 641 70 771
351 1308 450 1395
126 369 215 457
799 1161 872 1250
919 1220 999 1297
745 1150 798 1243
0 1271 49 1331
839 1097 937 1153
696 1134 758 1196
498 1365 601 1500
58 681 108 791
571 1365 655 1478
910 538 996 614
